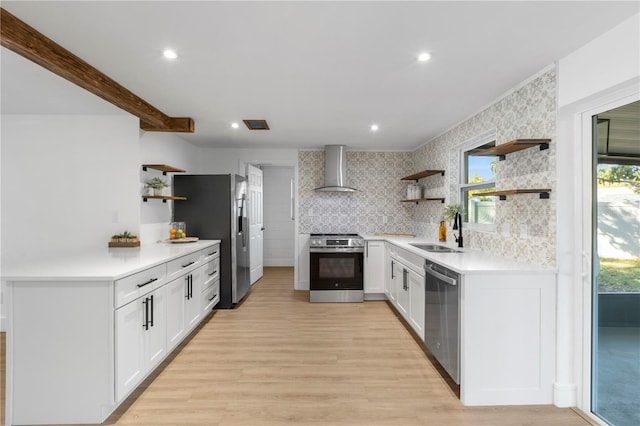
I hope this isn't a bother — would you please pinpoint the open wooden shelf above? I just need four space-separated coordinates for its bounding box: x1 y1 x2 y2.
142 164 186 175
400 197 445 204
142 195 187 203
401 170 445 181
472 139 551 161
479 189 551 200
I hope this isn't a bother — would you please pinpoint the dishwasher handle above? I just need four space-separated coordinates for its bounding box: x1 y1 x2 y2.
424 264 457 286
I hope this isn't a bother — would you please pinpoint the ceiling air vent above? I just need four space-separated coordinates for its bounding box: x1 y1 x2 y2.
243 119 270 130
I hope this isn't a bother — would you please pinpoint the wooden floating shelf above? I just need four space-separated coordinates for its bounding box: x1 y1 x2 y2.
401 197 446 204
478 189 551 200
472 139 551 161
142 164 186 175
401 170 445 181
142 195 187 203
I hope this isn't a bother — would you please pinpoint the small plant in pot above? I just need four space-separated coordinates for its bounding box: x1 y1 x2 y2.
146 177 169 196
443 204 463 223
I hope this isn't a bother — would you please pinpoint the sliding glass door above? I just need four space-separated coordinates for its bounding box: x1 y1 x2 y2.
591 101 640 426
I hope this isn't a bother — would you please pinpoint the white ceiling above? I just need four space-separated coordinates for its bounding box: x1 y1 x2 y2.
1 1 638 151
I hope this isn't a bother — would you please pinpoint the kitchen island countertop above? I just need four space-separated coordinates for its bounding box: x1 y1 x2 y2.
2 239 221 281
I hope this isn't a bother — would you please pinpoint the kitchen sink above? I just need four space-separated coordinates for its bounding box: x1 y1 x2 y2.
410 244 461 253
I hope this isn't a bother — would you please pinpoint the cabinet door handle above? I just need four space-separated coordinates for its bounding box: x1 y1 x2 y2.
208 270 217 276
137 277 158 288
207 251 217 257
189 275 193 298
142 298 149 330
403 269 408 290
391 260 395 279
208 293 217 302
185 275 190 299
182 261 195 268
149 295 154 327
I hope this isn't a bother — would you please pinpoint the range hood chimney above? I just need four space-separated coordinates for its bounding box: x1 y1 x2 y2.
314 145 358 192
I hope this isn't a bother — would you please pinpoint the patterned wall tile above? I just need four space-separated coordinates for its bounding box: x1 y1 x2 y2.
299 69 557 266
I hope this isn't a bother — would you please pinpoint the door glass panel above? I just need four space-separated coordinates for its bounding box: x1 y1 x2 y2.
592 101 640 426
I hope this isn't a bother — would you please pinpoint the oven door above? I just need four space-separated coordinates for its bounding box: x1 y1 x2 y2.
309 250 363 290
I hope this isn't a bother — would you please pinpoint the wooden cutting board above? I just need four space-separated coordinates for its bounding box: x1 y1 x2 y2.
374 232 416 237
165 237 200 243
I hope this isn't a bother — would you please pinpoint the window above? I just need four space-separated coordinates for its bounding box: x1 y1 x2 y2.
460 140 497 226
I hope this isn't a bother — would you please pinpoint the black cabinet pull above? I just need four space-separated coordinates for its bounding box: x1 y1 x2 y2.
149 295 154 327
142 298 149 330
185 275 190 299
207 250 217 256
391 261 395 279
182 261 195 268
208 293 217 302
208 270 217 276
137 277 158 288
189 275 193 298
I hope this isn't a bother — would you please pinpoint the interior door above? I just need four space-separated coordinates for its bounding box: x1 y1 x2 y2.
247 164 264 284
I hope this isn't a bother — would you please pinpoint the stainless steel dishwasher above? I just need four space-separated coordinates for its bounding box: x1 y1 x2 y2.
424 261 460 384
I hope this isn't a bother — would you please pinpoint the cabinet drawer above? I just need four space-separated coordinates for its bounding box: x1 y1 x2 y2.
115 264 166 308
167 251 202 280
201 244 220 263
392 245 424 276
203 258 220 285
202 279 220 312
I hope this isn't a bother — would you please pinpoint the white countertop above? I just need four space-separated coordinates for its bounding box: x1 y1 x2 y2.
2 240 221 281
362 234 555 275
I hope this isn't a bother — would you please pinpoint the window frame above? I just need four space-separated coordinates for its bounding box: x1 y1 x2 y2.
458 131 498 232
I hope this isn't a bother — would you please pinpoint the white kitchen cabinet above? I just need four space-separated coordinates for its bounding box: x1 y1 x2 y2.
3 240 221 426
201 256 221 313
364 240 385 299
165 276 186 351
184 264 204 331
408 267 425 339
383 239 556 406
396 266 410 319
115 286 167 402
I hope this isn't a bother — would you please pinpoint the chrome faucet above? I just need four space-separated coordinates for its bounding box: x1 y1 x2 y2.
452 212 463 248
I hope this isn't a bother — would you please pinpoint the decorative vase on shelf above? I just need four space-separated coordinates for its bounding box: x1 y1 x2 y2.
153 188 163 196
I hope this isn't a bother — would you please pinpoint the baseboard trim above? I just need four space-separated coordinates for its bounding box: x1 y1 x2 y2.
553 382 577 407
364 293 386 301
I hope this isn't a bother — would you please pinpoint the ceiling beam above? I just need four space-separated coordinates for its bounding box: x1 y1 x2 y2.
0 7 194 133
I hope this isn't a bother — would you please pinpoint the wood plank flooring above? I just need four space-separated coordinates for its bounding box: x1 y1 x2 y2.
2 267 592 425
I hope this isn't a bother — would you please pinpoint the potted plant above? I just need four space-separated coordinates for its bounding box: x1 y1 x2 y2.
443 204 463 223
146 177 169 196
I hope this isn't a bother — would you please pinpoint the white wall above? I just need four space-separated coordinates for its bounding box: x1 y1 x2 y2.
1 115 140 263
197 147 298 175
558 14 640 108
555 13 640 412
139 131 202 243
263 166 295 266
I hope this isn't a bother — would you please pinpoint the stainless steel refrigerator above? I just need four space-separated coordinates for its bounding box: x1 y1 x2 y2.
173 174 250 308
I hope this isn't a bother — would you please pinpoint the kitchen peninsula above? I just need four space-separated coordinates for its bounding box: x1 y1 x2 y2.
3 240 221 425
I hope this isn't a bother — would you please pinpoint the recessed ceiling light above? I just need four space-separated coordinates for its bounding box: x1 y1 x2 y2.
163 49 178 60
418 52 431 62
231 122 239 129
370 124 379 132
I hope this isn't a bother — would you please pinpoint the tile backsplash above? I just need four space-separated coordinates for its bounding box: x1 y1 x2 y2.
299 68 557 265
299 150 415 235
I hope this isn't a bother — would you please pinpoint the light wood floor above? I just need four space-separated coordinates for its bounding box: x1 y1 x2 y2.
2 267 592 425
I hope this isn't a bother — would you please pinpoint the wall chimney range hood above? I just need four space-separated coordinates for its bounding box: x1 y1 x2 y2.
314 145 358 192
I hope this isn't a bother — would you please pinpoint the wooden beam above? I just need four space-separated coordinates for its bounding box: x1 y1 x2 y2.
0 8 194 133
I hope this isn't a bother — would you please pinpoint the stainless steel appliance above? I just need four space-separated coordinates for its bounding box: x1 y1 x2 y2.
173 174 250 308
309 233 364 302
424 261 460 384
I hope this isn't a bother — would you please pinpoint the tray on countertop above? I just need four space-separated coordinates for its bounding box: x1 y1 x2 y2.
165 237 200 243
374 232 416 237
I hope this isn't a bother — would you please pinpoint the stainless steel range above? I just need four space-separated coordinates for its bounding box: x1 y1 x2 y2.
309 233 364 303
